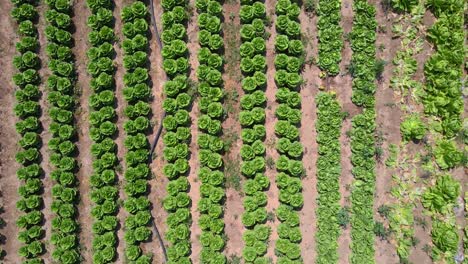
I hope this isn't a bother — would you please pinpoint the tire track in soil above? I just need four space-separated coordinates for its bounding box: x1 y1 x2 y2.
222 1 244 260
373 3 400 262
36 2 53 260
0 1 21 261
72 1 94 261
263 0 279 261
298 7 319 263
113 0 129 261
186 0 202 260
332 1 357 263
147 0 169 262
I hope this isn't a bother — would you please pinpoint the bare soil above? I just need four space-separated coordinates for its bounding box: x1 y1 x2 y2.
0 0 22 262
186 0 203 260
72 1 95 261
262 0 280 261
222 0 245 260
298 6 320 264
373 2 401 263
146 0 169 262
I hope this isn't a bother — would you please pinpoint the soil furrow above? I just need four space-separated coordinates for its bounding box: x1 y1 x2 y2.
147 0 169 262
373 1 400 262
222 0 244 260
298 7 320 263
186 0 202 260
299 8 320 263
0 1 21 261
73 0 93 261
263 0 279 261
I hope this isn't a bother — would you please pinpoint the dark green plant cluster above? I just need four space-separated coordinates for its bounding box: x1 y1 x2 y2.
11 1 45 263
273 0 305 262
195 0 228 262
315 92 343 264
44 0 81 262
239 0 271 263
160 0 193 262
121 2 154 263
85 0 120 262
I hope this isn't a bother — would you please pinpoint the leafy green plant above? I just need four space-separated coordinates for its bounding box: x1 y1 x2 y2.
400 115 426 141
422 174 460 213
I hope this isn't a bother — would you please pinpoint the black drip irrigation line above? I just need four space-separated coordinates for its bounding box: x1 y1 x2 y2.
146 0 168 262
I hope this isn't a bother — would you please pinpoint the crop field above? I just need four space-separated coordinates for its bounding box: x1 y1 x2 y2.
0 0 466 263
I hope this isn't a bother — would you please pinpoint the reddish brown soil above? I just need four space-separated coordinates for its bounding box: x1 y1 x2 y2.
298 6 319 264
146 0 169 262
373 1 400 263
263 0 280 261
222 0 244 260
0 1 22 262
72 1 94 261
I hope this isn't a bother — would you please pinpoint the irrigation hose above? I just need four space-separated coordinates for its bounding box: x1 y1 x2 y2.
146 0 168 261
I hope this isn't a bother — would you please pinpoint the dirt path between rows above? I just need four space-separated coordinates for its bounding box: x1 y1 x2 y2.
186 0 203 260
263 0 279 261
147 0 168 262
298 7 319 264
36 2 53 260
73 0 94 261
0 1 22 262
373 2 400 262
222 0 244 260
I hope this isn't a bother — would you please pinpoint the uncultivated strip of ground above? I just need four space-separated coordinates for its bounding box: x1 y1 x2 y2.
148 0 171 262
146 0 168 262
186 0 203 260
222 0 244 260
373 1 400 262
298 6 319 264
0 0 22 262
73 1 94 261
263 0 280 261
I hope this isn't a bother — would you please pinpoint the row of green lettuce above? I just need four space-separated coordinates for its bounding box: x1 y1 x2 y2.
422 0 464 138
315 92 343 263
422 0 465 262
121 1 154 263
349 0 377 263
45 0 81 262
239 1 271 263
85 0 120 262
160 0 193 262
11 1 45 263
195 0 228 262
273 0 306 262
317 0 343 76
